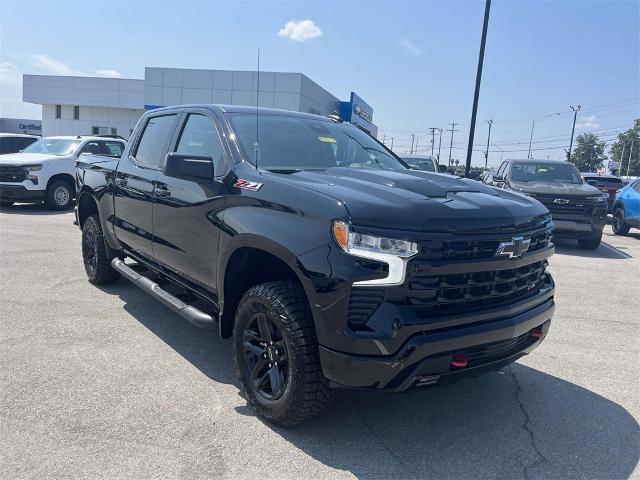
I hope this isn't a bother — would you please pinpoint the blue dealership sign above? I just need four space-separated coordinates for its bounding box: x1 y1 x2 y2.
340 92 377 136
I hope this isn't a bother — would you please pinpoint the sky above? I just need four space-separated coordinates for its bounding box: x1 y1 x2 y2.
1 0 638 167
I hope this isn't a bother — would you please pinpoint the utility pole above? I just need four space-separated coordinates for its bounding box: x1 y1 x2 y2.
484 119 493 171
390 137 394 151
447 122 458 166
382 134 386 145
528 120 535 159
626 141 634 178
429 127 438 157
410 133 416 154
617 142 626 177
437 128 443 164
567 104 582 161
465 0 492 177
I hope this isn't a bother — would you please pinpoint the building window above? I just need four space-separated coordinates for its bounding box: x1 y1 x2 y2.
92 126 99 135
110 127 117 135
74 106 80 120
55 105 61 119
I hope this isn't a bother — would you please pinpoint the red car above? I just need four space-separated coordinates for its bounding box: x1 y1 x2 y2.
581 173 625 213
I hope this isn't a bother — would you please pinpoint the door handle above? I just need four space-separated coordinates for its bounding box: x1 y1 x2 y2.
115 177 127 187
155 185 171 197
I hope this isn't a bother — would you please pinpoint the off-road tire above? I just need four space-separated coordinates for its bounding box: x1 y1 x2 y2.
82 215 120 285
45 179 74 210
612 208 630 236
233 281 333 426
578 235 602 250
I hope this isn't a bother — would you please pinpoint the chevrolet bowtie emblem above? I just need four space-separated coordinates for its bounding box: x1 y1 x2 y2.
495 236 531 259
553 198 570 204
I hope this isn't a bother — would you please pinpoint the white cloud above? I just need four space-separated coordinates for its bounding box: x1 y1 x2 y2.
576 115 600 129
0 62 42 118
96 69 122 78
400 36 423 55
278 19 322 42
30 54 84 76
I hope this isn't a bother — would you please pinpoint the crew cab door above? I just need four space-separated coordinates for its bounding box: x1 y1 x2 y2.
113 113 178 259
152 109 230 295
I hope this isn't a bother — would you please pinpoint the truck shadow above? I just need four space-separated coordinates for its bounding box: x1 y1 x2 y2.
0 203 72 216
100 282 639 480
553 238 633 259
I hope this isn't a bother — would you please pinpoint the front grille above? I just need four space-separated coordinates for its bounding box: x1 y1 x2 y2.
533 195 593 215
348 259 551 328
0 166 26 183
417 227 552 261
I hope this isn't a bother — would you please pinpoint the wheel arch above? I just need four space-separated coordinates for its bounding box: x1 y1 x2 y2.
218 237 312 339
77 189 99 228
46 173 76 193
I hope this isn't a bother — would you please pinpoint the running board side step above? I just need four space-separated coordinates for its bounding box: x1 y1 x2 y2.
111 258 216 329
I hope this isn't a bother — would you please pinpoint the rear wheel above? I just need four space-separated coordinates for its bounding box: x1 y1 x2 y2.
82 215 120 285
45 179 74 210
233 281 332 426
578 235 602 250
612 208 630 236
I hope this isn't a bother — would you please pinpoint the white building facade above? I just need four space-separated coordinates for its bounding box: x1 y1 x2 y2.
23 67 377 139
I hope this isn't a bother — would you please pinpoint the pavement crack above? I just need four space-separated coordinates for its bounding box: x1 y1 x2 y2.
509 366 547 480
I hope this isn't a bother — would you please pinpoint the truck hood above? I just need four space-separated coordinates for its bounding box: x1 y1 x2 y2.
0 153 61 164
275 168 548 232
510 180 601 196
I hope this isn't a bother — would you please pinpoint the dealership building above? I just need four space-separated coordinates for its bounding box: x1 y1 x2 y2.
22 67 377 138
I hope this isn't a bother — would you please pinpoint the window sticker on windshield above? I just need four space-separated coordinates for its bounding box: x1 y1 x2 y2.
318 136 337 143
538 168 548 172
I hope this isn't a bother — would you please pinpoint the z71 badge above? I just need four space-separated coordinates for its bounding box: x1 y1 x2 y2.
234 179 263 191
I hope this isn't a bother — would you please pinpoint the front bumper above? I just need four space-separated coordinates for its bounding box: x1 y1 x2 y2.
320 298 553 391
551 211 606 239
0 184 45 203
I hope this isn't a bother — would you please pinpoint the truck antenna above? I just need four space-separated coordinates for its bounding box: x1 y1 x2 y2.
254 48 260 170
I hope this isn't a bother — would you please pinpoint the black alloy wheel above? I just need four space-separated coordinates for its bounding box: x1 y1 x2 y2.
83 222 98 277
242 311 289 400
612 208 630 235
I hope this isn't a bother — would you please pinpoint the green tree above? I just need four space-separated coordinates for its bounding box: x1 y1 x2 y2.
609 119 640 176
569 133 607 172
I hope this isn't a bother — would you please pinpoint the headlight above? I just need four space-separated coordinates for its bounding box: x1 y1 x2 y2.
590 194 607 203
23 164 42 172
333 221 418 286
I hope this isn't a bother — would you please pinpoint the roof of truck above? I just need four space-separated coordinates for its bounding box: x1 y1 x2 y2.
146 104 335 122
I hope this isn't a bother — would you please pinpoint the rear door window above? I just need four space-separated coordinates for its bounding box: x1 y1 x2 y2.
102 141 125 157
133 114 177 169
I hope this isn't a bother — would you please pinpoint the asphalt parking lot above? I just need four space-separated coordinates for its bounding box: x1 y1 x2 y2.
1 205 638 480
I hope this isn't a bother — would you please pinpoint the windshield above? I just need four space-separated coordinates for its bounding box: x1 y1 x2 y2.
22 138 81 156
229 114 407 172
511 162 583 184
402 158 435 172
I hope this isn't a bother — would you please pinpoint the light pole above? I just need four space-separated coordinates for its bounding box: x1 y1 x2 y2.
484 119 493 171
410 133 416 154
567 104 582 161
437 128 443 164
465 0 492 177
528 112 561 159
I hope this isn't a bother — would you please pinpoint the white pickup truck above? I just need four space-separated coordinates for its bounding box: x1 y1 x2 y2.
0 135 126 210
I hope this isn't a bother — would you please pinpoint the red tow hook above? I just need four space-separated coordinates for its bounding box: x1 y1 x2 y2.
451 354 468 368
530 327 545 338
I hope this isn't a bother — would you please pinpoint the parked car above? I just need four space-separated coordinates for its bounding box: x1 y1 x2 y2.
401 154 438 173
0 133 39 155
0 135 125 209
612 178 640 235
490 159 608 249
76 105 555 426
581 173 624 213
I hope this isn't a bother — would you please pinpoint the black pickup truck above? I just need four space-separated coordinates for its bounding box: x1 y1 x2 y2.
76 105 555 426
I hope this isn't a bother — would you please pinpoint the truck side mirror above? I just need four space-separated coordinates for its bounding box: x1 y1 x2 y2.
492 174 505 182
164 152 214 183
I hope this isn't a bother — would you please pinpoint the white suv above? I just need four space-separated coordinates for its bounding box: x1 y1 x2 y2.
0 136 125 210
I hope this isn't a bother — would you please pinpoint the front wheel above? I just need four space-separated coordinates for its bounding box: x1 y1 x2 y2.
612 208 630 236
82 215 120 285
45 179 74 210
233 281 332 426
578 235 602 250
